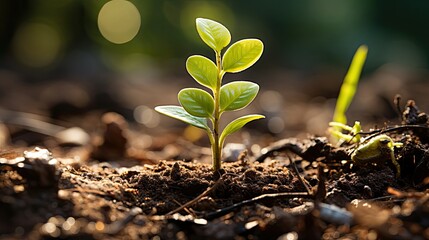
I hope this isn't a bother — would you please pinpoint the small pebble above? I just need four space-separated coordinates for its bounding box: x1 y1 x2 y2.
223 143 247 162
55 127 90 146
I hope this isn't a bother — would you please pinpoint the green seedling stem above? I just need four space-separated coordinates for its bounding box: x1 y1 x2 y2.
212 51 222 170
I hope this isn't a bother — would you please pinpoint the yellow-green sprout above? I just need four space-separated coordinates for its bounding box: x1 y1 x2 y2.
330 45 368 143
351 134 403 177
329 121 362 143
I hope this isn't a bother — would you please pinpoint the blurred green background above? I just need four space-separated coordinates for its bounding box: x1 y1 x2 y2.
1 0 428 75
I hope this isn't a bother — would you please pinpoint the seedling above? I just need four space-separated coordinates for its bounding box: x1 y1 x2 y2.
351 134 402 177
331 120 404 178
329 45 368 144
155 18 264 171
328 45 404 177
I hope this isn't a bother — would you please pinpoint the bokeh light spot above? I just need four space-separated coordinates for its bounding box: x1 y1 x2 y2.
12 23 61 67
259 90 283 113
268 116 285 134
183 125 205 142
98 0 141 44
134 105 160 128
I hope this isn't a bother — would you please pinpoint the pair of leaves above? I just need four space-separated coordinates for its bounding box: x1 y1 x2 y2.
155 105 264 146
190 18 263 88
186 39 264 89
176 81 259 118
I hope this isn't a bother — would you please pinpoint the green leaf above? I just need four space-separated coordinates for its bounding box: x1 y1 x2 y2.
186 55 218 90
178 88 214 118
155 105 208 130
219 114 265 147
222 39 263 73
220 81 259 112
333 45 368 125
196 18 231 52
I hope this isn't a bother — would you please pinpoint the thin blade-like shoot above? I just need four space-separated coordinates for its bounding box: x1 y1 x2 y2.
333 45 368 125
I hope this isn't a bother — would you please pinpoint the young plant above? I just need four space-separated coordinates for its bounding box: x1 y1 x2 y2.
329 45 368 143
155 18 264 171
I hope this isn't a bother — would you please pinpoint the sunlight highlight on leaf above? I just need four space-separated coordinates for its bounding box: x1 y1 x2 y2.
186 55 218 90
155 105 208 130
219 114 265 148
223 39 263 73
178 88 214 118
220 81 259 112
196 18 231 52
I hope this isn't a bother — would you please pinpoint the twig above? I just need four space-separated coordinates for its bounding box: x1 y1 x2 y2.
314 164 327 202
394 94 403 121
104 207 142 235
387 187 428 199
203 191 312 220
359 124 429 141
255 137 332 164
172 199 194 216
0 108 66 136
287 152 312 194
256 140 305 163
166 174 225 216
65 187 109 197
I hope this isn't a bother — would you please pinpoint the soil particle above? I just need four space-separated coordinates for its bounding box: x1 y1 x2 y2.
124 160 301 215
326 167 397 207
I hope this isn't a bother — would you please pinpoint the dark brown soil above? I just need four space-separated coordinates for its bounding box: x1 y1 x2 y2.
1 76 429 239
1 114 428 239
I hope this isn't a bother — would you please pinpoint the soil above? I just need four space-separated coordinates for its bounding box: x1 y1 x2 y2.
1 78 429 239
